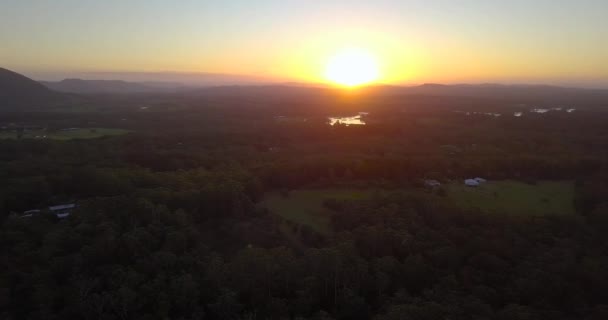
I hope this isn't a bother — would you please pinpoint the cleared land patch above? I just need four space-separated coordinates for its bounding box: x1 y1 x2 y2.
0 128 129 140
445 180 575 216
263 188 371 233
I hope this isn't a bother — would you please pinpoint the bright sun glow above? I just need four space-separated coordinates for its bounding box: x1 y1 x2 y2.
324 48 380 87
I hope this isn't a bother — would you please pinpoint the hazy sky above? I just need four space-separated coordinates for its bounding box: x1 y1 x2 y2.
1 0 607 86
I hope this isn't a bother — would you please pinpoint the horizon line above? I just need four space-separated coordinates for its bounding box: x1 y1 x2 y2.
6 67 607 90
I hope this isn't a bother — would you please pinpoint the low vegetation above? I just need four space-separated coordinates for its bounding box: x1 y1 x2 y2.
445 180 576 216
263 188 371 233
0 127 129 140
1 90 608 319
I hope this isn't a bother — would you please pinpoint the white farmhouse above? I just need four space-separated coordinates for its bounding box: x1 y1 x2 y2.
49 203 76 219
464 179 480 187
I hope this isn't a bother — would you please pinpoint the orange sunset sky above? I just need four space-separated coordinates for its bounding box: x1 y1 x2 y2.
1 0 607 87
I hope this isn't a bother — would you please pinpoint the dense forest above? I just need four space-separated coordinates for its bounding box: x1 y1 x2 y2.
1 87 608 319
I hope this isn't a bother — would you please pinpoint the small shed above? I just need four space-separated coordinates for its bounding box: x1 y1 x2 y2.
464 179 480 187
49 203 76 219
21 209 41 218
424 179 442 188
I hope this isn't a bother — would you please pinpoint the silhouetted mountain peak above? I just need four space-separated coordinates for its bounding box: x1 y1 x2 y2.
0 67 52 93
0 67 62 109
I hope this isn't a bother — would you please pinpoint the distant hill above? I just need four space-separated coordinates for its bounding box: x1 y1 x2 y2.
182 83 608 111
15 67 608 107
34 70 279 90
192 83 608 98
329 83 608 105
399 83 608 99
0 67 62 109
40 79 185 94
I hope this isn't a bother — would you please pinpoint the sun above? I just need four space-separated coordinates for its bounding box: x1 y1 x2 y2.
324 48 380 87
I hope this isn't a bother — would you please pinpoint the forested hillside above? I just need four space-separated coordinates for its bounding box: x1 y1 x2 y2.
1 91 608 319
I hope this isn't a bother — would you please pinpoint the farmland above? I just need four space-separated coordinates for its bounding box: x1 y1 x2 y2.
445 180 575 216
262 188 372 233
0 128 129 140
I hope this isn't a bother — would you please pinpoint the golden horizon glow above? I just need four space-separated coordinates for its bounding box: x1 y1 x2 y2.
324 48 380 87
3 2 607 87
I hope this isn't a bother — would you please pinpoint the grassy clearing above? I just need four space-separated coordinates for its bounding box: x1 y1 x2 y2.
0 128 129 140
47 105 102 113
445 180 575 216
416 117 442 126
263 188 371 233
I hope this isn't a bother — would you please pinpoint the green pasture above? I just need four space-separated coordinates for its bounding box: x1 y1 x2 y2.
445 180 575 216
263 188 370 233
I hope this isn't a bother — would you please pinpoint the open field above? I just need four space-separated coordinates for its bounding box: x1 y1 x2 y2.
263 188 371 233
445 180 575 216
263 181 575 233
0 128 129 140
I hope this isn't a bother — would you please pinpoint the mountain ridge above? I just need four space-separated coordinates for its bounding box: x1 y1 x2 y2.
0 67 63 109
41 78 184 94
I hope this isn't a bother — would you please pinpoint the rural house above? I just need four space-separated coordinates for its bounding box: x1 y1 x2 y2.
465 177 487 187
49 203 76 219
